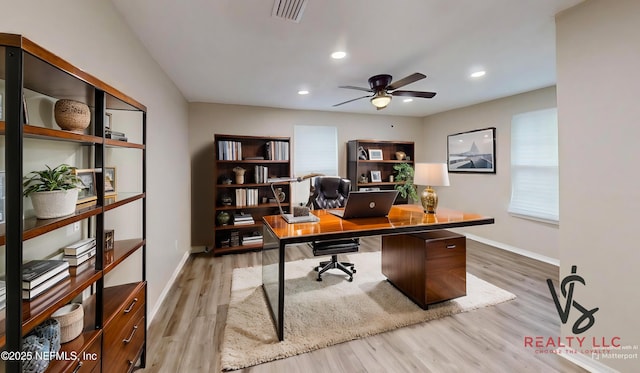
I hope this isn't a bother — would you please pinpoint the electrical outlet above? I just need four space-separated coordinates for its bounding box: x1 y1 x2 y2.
174 240 179 251
73 222 80 232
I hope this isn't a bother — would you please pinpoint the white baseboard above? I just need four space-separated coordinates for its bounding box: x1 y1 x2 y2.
148 250 191 323
461 232 560 267
558 350 620 373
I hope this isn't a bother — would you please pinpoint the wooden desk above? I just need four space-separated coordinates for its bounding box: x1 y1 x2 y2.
261 205 494 341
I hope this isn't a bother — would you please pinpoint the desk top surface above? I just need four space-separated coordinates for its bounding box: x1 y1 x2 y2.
262 205 494 243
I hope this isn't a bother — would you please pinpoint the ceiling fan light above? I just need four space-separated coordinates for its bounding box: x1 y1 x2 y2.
371 92 392 108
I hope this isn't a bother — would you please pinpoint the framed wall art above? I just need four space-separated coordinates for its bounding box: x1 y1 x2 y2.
447 127 496 173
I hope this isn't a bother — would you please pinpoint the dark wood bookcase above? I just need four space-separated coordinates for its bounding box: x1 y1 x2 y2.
347 139 415 203
213 134 291 255
0 33 147 372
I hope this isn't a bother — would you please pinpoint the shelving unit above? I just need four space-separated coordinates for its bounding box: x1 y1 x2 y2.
213 134 291 255
347 139 415 204
0 33 146 372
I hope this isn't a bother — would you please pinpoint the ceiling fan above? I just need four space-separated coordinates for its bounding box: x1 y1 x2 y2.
333 72 436 110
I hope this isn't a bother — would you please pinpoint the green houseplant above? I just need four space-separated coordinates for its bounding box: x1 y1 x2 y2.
393 163 419 202
23 164 82 219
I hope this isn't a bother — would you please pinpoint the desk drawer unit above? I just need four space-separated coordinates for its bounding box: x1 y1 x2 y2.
382 230 466 309
103 283 146 373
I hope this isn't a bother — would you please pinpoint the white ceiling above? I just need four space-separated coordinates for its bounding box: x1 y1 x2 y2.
110 0 583 117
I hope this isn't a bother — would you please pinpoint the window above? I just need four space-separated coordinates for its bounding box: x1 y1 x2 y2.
508 108 559 224
293 125 338 176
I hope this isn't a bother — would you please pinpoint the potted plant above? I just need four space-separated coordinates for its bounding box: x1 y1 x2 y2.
23 164 83 219
393 163 419 202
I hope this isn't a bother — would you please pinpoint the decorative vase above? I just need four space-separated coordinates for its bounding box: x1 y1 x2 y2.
233 167 246 185
359 174 368 184
54 99 91 133
30 189 78 219
217 211 231 225
275 188 286 203
395 151 406 160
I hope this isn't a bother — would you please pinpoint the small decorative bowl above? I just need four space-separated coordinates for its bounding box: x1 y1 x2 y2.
54 99 91 133
51 303 84 343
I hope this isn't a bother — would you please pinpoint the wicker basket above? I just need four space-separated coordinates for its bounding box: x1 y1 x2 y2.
54 99 91 133
51 303 84 343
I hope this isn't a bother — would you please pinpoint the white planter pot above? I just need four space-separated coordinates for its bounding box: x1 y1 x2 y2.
30 189 78 219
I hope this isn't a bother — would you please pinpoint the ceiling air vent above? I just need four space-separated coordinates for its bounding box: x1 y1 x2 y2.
272 0 308 23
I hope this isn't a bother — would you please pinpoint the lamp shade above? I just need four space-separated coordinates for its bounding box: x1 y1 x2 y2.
414 163 450 186
370 92 392 108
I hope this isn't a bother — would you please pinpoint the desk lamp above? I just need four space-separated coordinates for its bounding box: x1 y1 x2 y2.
413 163 450 214
268 173 323 223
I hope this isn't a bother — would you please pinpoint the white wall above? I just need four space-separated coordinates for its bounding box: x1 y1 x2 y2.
422 87 560 260
557 0 640 371
1 0 191 321
189 103 423 246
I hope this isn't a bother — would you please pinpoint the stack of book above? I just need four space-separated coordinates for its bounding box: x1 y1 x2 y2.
22 260 70 300
233 213 255 226
230 231 240 247
242 232 263 246
106 129 128 142
63 238 97 267
235 188 259 206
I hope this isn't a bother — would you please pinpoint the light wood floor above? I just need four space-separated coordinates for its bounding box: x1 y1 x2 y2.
138 236 588 373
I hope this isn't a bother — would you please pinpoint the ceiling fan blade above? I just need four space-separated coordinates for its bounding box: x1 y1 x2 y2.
387 73 426 90
338 85 373 93
332 95 372 107
392 90 437 99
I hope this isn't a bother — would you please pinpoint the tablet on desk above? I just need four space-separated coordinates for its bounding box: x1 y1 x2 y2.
327 190 398 219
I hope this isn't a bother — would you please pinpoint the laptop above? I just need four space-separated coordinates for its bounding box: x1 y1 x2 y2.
327 190 398 219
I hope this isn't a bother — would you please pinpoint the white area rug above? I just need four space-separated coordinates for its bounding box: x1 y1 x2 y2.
220 251 515 371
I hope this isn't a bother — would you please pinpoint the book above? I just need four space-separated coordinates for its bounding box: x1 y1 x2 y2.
22 270 70 300
64 247 97 266
69 257 95 276
63 238 96 256
22 260 70 290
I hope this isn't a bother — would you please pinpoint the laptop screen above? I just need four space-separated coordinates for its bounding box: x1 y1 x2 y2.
328 190 398 219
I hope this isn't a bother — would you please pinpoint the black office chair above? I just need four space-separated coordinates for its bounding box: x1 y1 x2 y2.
306 176 359 282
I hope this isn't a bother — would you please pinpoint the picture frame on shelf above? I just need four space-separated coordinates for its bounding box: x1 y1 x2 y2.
74 169 97 205
447 127 496 173
105 112 112 131
370 170 382 183
104 167 117 197
368 149 383 160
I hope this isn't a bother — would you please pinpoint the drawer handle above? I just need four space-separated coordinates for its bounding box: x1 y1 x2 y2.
446 244 457 249
124 298 138 313
123 325 138 344
72 361 83 373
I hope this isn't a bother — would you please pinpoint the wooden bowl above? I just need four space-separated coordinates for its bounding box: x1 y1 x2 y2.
54 99 91 133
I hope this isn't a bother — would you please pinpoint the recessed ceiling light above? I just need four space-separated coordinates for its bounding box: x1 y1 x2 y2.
298 90 309 95
470 70 486 78
403 98 413 103
331 51 346 59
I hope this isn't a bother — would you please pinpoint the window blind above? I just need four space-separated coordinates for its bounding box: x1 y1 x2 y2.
293 125 338 177
508 108 559 223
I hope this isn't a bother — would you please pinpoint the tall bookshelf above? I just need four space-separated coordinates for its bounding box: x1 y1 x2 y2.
347 139 415 204
213 134 291 255
0 33 146 372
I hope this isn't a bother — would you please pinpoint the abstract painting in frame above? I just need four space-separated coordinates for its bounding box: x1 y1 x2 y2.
447 127 496 173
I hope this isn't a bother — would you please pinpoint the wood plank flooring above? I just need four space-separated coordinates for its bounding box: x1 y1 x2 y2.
138 236 588 373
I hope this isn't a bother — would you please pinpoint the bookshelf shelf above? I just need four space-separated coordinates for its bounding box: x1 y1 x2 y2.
213 134 290 255
0 33 147 372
